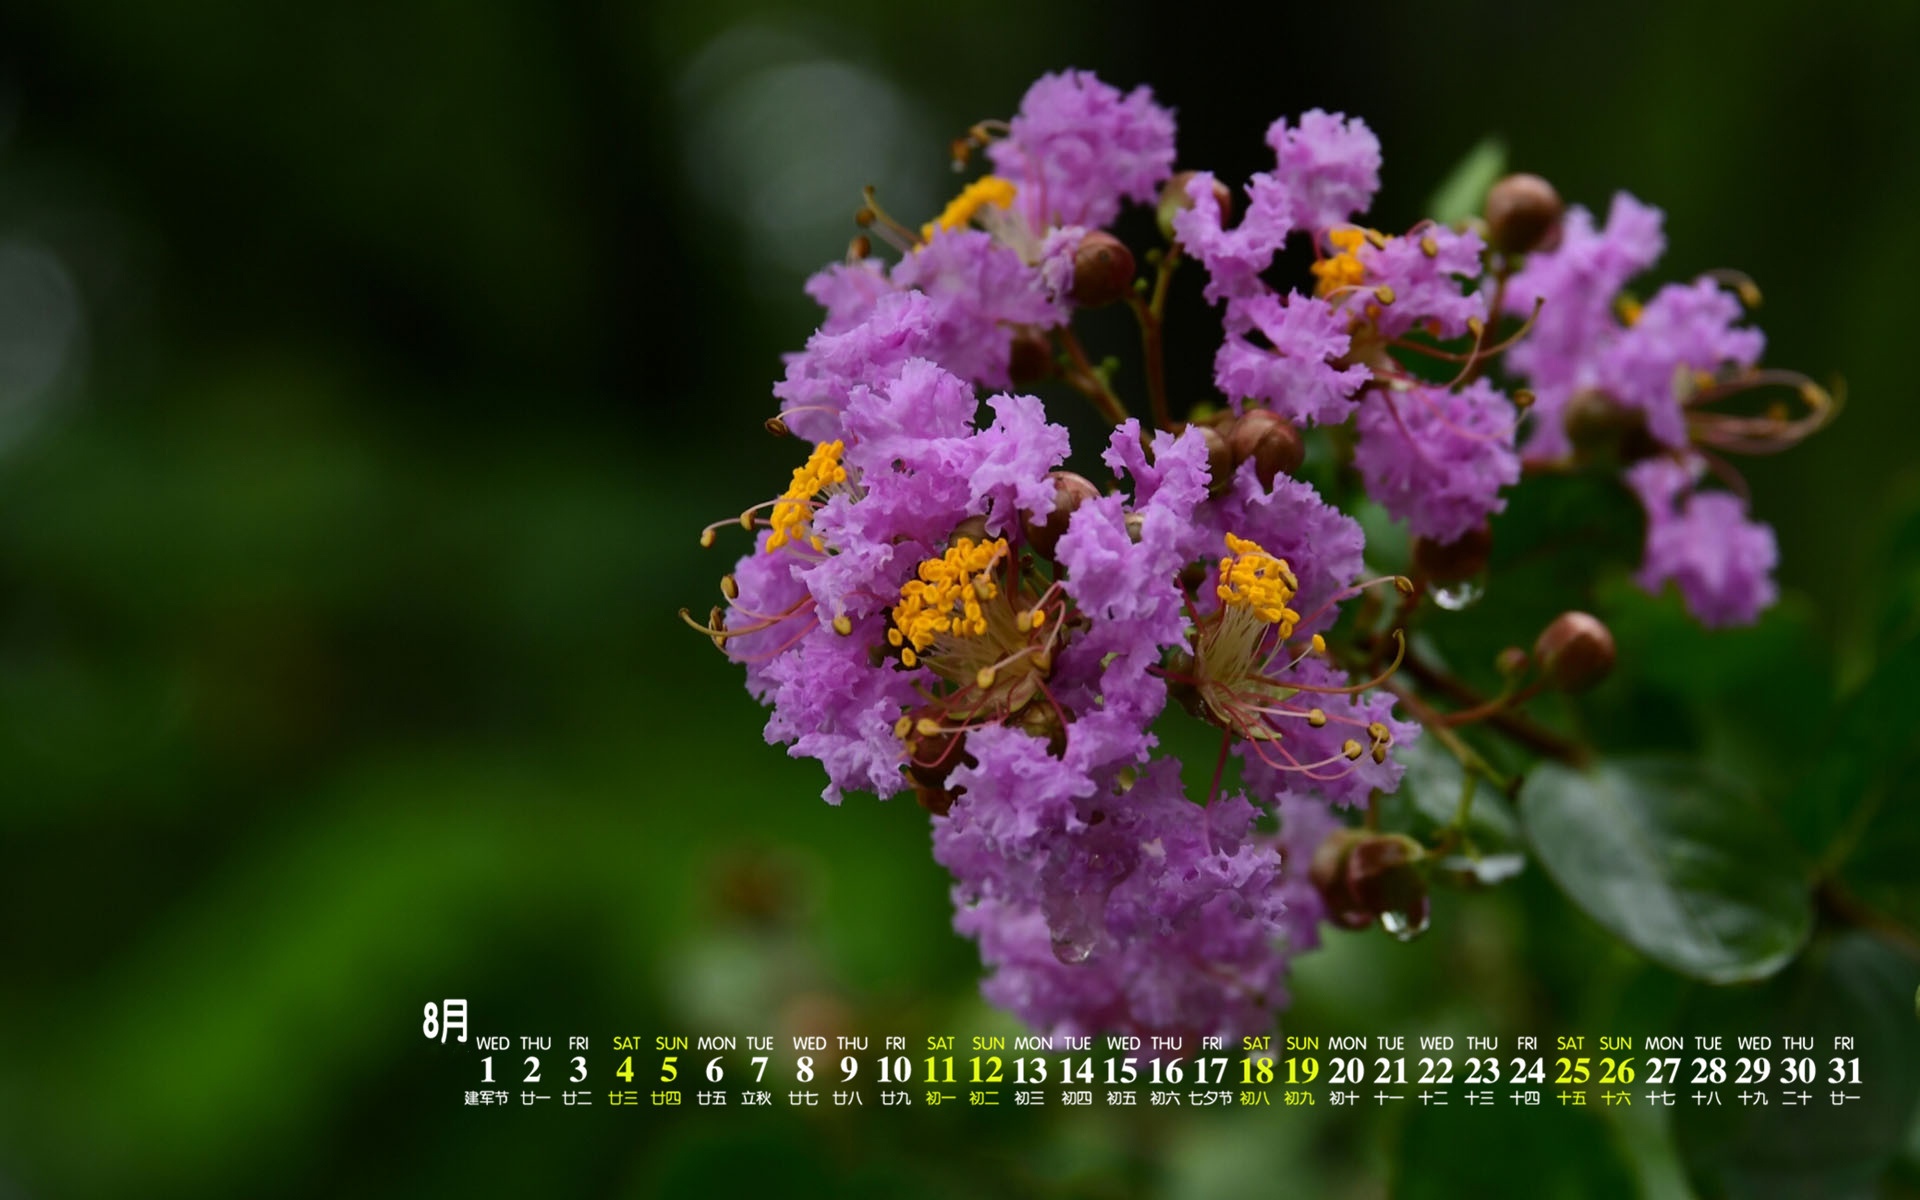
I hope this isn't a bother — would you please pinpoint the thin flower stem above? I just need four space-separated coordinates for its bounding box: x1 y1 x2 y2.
1816 880 1920 963
1206 728 1232 807
1436 678 1547 727
1428 769 1482 858
1461 266 1509 386
1056 327 1129 425
1129 295 1172 432
1396 644 1588 766
1128 248 1182 432
1385 680 1514 795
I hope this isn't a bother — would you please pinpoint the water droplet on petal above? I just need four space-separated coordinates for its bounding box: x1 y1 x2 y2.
1379 908 1430 942
1050 935 1095 964
1044 888 1107 964
1431 577 1485 611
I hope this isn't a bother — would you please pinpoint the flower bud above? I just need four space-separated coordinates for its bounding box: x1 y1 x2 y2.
948 515 989 547
1012 699 1068 757
1008 326 1054 386
1308 830 1371 930
1157 170 1233 242
1532 611 1616 692
1411 521 1493 584
914 783 957 816
1198 423 1233 490
1484 173 1564 255
906 714 977 798
1495 646 1530 677
1024 470 1100 558
1310 829 1428 932
1562 390 1661 464
1226 407 1305 485
1069 232 1136 308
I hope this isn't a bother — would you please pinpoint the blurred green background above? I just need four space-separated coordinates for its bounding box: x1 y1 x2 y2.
0 1 1916 1196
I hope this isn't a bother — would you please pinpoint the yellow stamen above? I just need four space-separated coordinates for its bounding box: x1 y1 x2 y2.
921 176 1017 239
1617 295 1643 326
891 537 1008 652
766 440 849 553
1310 227 1374 297
1216 533 1301 635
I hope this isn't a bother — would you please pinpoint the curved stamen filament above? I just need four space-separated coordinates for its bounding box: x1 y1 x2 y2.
1686 370 1839 455
1292 575 1410 633
1388 297 1542 365
1400 382 1525 446
1281 630 1406 697
858 186 923 253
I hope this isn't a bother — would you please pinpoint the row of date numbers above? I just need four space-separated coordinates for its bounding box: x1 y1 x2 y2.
1283 1056 1862 1087
559 1054 1863 1089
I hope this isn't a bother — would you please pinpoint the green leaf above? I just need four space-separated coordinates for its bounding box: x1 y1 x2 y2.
1521 756 1813 983
1783 635 1920 903
1675 932 1920 1199
1424 137 1507 226
1393 1085 1636 1199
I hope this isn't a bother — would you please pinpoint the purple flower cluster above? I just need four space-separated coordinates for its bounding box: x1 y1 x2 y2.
1499 193 1791 626
693 68 1827 1040
1174 118 1521 548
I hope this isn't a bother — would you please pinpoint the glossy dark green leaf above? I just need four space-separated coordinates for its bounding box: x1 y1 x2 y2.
1394 1086 1636 1200
1783 636 1920 920
1675 933 1920 1199
1522 756 1812 983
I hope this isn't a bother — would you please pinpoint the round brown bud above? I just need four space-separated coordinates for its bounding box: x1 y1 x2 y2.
1310 830 1429 933
1157 170 1233 242
1008 326 1053 386
1562 389 1660 465
906 723 973 791
1533 611 1616 693
1484 173 1564 255
1198 423 1233 490
1309 830 1374 930
1012 699 1068 757
1226 407 1305 485
948 515 989 547
1069 231 1136 308
1411 521 1493 585
1495 646 1530 677
1025 470 1100 558
1344 834 1427 922
913 782 957 816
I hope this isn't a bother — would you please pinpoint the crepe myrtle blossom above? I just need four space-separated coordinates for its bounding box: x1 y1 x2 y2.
1626 456 1778 627
1494 185 1831 624
685 69 1832 1039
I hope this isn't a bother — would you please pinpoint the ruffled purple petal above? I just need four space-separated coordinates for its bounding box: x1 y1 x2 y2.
988 69 1177 230
1351 381 1520 543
